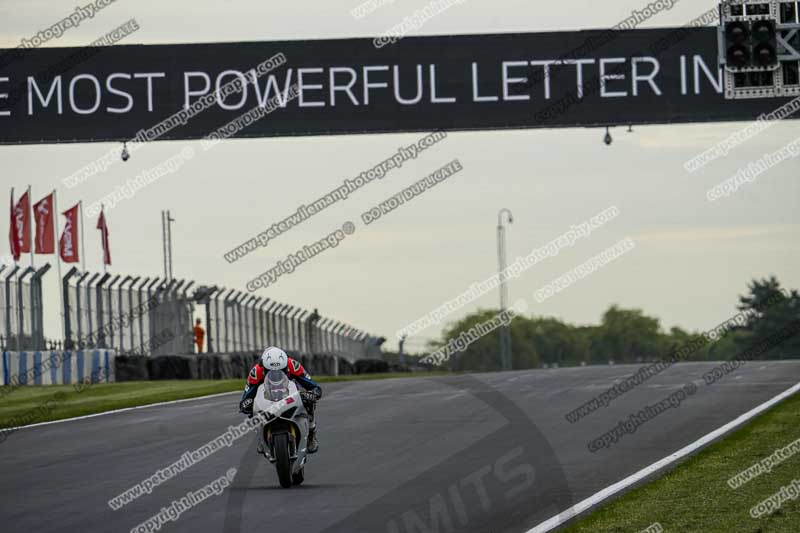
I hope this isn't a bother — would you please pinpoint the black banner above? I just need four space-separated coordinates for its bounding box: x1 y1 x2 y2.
0 27 796 145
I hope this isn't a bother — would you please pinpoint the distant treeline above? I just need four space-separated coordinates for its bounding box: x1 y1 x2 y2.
427 277 800 371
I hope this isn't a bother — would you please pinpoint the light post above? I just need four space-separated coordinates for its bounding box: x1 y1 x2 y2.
497 208 514 371
161 210 175 281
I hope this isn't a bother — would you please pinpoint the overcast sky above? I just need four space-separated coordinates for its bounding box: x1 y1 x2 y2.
1 0 798 352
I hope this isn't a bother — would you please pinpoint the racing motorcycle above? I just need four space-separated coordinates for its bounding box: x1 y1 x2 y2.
253 369 313 488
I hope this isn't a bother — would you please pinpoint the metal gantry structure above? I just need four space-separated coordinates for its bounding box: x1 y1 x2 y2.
0 263 384 360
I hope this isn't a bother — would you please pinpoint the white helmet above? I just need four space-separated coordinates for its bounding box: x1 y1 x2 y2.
261 346 288 370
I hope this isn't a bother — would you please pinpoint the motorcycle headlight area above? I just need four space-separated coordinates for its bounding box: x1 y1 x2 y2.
266 370 290 401
264 406 297 421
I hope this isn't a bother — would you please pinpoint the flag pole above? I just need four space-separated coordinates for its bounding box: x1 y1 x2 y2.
53 189 65 342
9 186 15 261
11 187 22 352
27 185 34 269
79 200 86 273
101 204 107 274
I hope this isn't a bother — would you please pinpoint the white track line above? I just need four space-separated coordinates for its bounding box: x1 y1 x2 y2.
526 381 800 533
1 390 241 434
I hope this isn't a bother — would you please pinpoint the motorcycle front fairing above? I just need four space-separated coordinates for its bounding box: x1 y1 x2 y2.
253 370 310 471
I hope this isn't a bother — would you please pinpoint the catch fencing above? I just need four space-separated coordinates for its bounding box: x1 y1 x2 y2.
0 263 383 361
0 264 50 351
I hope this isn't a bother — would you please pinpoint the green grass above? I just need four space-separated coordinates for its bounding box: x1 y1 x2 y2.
0 371 450 429
564 392 800 533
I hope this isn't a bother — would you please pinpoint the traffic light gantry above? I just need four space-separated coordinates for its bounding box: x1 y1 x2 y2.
719 0 800 98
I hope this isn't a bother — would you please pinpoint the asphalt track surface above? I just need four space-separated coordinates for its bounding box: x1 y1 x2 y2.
1 361 800 533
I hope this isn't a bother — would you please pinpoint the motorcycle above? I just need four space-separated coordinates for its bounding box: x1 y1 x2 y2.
253 369 312 488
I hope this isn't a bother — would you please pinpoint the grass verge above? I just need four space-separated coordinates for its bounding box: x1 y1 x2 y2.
563 391 800 533
0 371 449 429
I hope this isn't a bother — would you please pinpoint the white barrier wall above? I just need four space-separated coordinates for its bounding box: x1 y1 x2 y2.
1 350 116 386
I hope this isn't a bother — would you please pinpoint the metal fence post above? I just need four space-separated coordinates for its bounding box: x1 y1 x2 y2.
290 308 303 352
235 292 247 352
3 266 19 349
205 287 219 353
230 291 240 351
249 297 261 351
179 281 195 354
242 296 252 351
128 276 145 355
0 264 4 349
296 309 308 354
337 323 348 355
17 267 35 350
265 301 279 346
272 303 284 348
105 275 122 350
319 318 331 353
84 273 100 347
329 322 339 354
62 267 79 350
73 272 90 348
284 305 294 349
94 273 111 348
31 264 51 350
169 280 185 349
151 279 176 355
142 277 160 352
196 286 217 353
326 319 337 354
307 309 320 355
258 299 271 349
316 317 327 353
117 276 133 352
293 308 304 351
281 303 291 348
244 295 257 351
324 320 333 354
223 289 237 353
358 331 367 359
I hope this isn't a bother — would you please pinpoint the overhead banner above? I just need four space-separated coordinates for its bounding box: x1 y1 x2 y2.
0 27 797 145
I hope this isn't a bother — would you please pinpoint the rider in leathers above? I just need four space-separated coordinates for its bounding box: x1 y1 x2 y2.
239 346 322 453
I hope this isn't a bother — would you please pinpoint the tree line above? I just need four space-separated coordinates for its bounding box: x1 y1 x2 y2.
425 277 800 371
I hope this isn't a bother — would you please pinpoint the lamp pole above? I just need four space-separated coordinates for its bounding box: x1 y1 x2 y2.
497 208 514 371
161 210 175 281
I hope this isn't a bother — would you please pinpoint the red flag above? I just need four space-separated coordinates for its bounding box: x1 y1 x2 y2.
33 193 55 254
8 189 20 261
59 204 80 264
12 190 31 255
96 207 111 266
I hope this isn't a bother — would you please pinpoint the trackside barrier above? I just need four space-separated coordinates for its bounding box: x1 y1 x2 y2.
1 350 116 386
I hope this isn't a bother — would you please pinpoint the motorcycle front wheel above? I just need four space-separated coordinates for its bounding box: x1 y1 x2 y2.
273 433 292 488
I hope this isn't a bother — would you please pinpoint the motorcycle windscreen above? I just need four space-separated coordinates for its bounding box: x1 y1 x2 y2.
266 370 290 401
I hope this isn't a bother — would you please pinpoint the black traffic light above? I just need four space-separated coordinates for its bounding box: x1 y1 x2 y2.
726 21 750 68
724 19 778 70
752 19 778 67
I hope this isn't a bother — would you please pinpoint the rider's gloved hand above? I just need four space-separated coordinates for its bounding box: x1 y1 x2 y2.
300 388 321 402
239 398 254 414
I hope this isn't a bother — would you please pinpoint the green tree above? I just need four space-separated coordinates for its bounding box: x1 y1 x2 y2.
524 317 589 367
590 306 667 363
736 277 800 359
424 277 798 372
